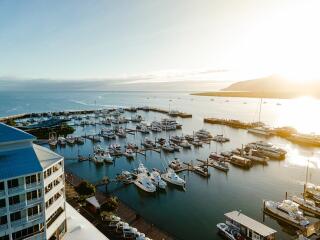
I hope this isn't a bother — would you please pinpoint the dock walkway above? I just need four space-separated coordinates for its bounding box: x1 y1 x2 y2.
65 171 175 240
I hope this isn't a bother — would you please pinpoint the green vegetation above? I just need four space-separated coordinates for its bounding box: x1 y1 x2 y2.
26 123 75 139
4 119 17 126
100 197 119 212
75 180 96 198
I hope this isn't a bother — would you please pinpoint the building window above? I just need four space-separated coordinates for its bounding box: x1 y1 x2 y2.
0 199 5 208
7 179 19 189
0 235 9 240
9 195 20 205
0 182 4 191
26 175 37 185
28 205 41 217
27 190 40 201
0 215 7 225
10 211 21 222
12 224 40 240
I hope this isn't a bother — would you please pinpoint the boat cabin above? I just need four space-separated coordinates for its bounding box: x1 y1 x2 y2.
225 211 276 240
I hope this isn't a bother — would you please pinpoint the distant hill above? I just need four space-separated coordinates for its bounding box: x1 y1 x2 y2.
222 75 320 93
192 75 320 99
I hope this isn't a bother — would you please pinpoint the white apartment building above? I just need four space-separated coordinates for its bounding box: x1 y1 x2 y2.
0 123 66 240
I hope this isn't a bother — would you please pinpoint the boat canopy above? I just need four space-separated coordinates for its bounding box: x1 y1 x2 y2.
225 211 276 237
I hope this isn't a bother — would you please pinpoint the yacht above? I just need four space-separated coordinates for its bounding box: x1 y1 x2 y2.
161 168 186 187
291 195 320 216
211 159 229 172
123 148 134 159
212 134 230 143
195 129 213 139
216 223 243 240
305 183 320 201
134 173 156 193
58 136 66 146
115 127 126 138
248 127 272 137
179 140 192 149
264 200 310 227
66 135 75 145
162 144 175 153
170 136 183 144
103 150 113 163
92 153 105 165
142 138 156 149
170 143 181 151
101 129 116 139
169 158 183 170
131 115 143 123
150 170 167 189
48 135 58 147
247 141 286 160
191 138 203 147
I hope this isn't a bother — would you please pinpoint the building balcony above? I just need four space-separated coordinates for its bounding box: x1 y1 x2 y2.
0 207 7 216
46 209 65 240
9 201 26 212
24 232 45 240
28 212 43 222
0 223 8 232
26 181 42 190
7 185 25 196
45 181 64 202
0 190 5 198
11 217 28 228
46 196 65 220
27 197 43 207
44 167 63 187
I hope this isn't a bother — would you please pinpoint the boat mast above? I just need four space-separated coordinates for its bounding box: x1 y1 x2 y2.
304 158 310 198
258 98 263 124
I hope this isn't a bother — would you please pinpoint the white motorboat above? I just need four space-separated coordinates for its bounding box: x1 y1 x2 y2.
162 144 175 153
216 223 242 240
142 138 156 149
116 128 126 138
195 129 213 139
92 153 105 165
161 168 185 187
291 195 320 216
150 170 167 189
212 134 230 143
66 135 75 145
134 173 156 193
248 127 272 137
169 158 183 170
131 115 143 123
179 140 192 149
264 200 310 227
58 136 66 146
211 159 229 172
48 136 58 147
123 148 134 159
305 183 320 201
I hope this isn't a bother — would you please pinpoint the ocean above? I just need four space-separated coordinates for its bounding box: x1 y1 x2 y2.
1 90 320 240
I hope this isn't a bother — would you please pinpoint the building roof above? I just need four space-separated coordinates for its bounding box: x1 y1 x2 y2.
0 145 43 180
34 144 63 169
0 123 35 144
64 203 109 240
225 211 277 237
86 196 101 209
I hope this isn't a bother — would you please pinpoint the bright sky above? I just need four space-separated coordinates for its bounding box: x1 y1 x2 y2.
0 0 320 82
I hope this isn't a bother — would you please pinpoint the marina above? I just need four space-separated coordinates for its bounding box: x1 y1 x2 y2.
1 91 320 240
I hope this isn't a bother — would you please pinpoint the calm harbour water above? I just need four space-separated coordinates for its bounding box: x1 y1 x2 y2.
1 91 320 240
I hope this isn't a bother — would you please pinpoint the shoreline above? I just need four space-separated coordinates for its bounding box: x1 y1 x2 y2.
191 91 320 99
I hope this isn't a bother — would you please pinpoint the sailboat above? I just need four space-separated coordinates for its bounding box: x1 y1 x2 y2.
248 98 272 136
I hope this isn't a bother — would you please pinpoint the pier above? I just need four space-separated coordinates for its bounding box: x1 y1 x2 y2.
204 117 260 129
65 172 175 240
